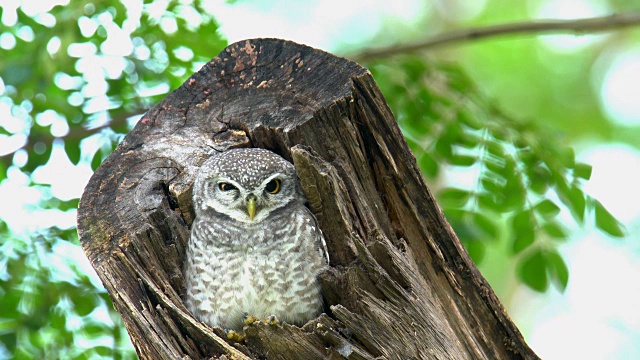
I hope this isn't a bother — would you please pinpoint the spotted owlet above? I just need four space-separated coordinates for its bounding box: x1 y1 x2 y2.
184 148 328 330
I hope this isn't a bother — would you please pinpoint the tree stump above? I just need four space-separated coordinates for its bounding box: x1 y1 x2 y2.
77 38 539 359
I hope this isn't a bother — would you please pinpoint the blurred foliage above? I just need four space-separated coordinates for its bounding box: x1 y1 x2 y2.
0 0 630 358
368 57 624 292
446 1 640 147
0 0 226 358
0 223 134 359
0 0 226 176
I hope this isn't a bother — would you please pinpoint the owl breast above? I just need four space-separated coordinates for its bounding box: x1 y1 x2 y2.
184 204 326 330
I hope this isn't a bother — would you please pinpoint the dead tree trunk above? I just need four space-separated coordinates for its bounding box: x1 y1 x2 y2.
77 38 539 359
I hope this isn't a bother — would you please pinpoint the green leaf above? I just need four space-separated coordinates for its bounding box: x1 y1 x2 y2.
402 57 427 78
463 239 486 264
512 228 535 254
439 188 471 207
491 126 510 142
84 324 108 336
56 198 80 212
74 294 99 317
50 310 66 330
93 346 114 356
485 140 505 159
404 107 431 134
484 157 505 174
477 192 501 211
534 199 560 217
594 200 625 237
528 164 551 194
449 154 477 166
512 209 535 231
457 131 479 149
418 154 439 178
473 212 498 238
561 147 575 168
64 140 81 165
404 136 421 153
517 249 549 292
0 160 7 180
542 221 568 240
574 163 592 180
511 210 536 254
444 209 475 240
458 109 482 130
502 176 526 211
558 184 586 222
546 250 569 291
91 151 103 171
434 137 453 159
481 177 502 194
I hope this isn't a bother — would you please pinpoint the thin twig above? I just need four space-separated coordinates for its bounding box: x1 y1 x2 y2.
351 12 640 61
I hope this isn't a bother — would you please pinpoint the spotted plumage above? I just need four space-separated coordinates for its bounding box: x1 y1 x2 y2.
184 148 328 330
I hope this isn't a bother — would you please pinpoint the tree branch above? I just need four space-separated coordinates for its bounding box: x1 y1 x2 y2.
351 12 640 61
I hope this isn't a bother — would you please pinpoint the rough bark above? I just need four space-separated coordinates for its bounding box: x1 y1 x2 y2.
77 38 539 359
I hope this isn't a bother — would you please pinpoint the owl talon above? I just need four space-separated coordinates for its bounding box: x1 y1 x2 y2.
265 315 278 325
243 313 261 326
227 330 245 342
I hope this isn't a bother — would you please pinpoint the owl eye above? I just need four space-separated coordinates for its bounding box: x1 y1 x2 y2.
218 182 237 191
265 179 281 194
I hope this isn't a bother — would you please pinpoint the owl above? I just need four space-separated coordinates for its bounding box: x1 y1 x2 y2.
184 148 329 331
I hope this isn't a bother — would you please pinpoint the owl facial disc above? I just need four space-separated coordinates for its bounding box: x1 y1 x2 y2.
194 148 303 224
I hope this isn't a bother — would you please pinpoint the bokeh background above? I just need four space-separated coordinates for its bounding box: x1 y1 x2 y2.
1 1 639 359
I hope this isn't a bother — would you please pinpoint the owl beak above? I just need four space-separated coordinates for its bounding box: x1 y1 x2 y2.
247 196 257 220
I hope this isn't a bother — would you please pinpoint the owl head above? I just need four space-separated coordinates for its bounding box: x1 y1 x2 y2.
192 148 305 223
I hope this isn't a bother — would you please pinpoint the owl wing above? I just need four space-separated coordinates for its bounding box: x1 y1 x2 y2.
307 208 329 265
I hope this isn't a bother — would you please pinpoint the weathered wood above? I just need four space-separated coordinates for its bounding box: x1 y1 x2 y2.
77 38 539 359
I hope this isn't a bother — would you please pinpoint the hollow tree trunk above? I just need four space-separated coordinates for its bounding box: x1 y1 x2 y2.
77 38 539 359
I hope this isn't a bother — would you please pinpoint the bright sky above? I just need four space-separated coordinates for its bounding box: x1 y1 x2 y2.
203 0 427 53
1 0 639 358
